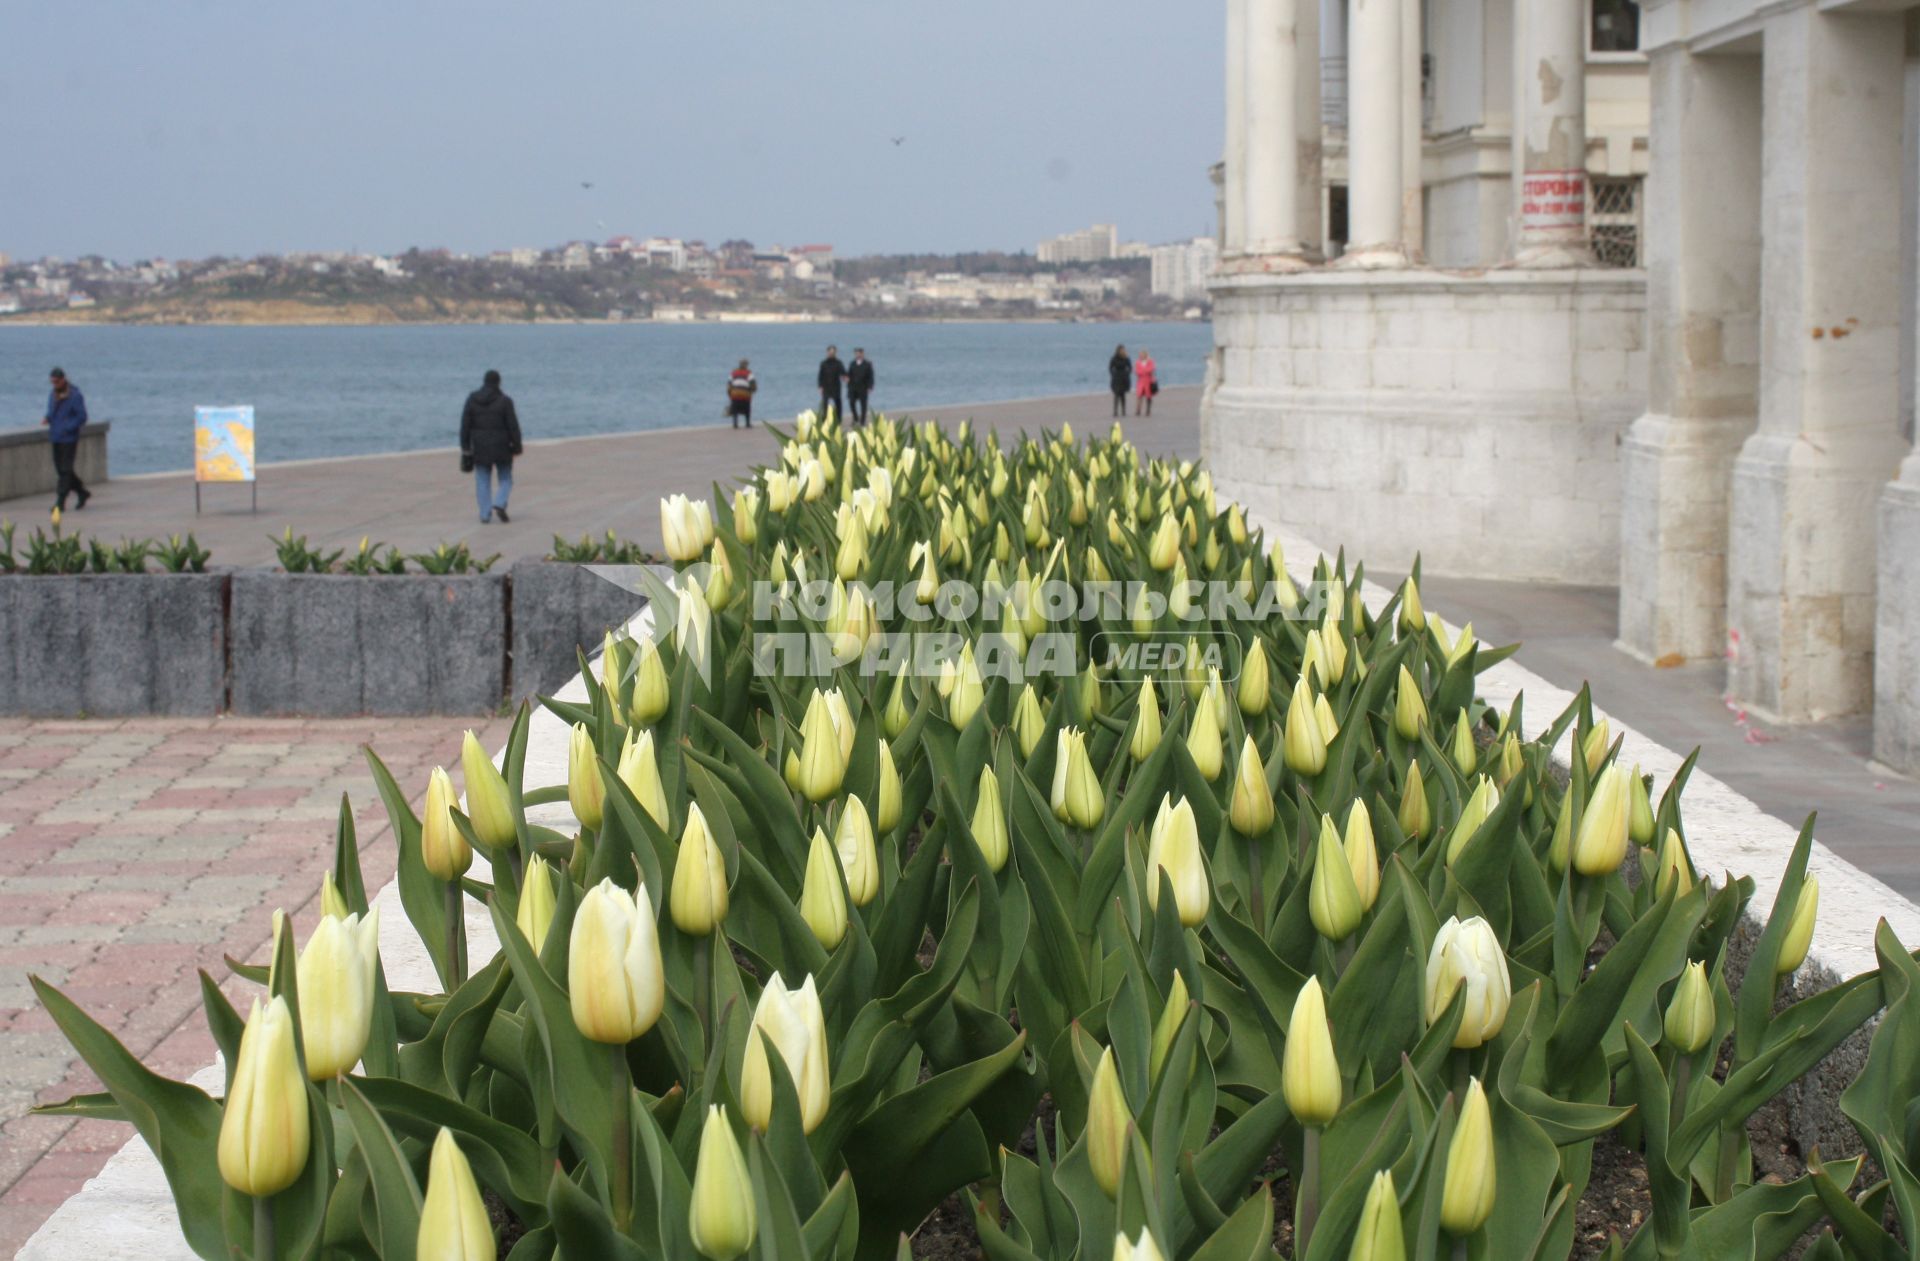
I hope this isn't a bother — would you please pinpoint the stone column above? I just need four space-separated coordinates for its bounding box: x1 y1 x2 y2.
1224 0 1249 256
1294 0 1324 258
1341 0 1406 266
1245 0 1305 260
1877 454 1920 769
1512 0 1590 265
1400 0 1423 258
1617 48 1762 665
1726 7 1912 722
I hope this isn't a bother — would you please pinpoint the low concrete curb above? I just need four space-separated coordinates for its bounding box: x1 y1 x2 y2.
228 573 506 716
0 573 224 716
508 560 652 701
0 421 110 502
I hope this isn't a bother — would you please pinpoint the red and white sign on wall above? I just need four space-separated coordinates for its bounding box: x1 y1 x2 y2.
1521 170 1587 231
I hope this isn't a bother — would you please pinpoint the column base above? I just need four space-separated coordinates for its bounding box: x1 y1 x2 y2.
1725 428 1908 722
1509 243 1598 269
1874 458 1920 772
1233 249 1315 274
1332 244 1409 270
1616 411 1753 666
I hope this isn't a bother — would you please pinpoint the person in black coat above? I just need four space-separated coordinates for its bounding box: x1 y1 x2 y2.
459 369 523 524
1108 345 1132 417
817 346 847 424
846 348 876 427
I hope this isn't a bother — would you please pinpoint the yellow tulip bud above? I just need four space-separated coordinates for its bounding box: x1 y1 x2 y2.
1284 679 1328 776
1010 685 1046 760
1425 916 1512 1048
1146 794 1210 927
1776 878 1818 976
1051 728 1106 830
875 740 902 833
1112 1229 1168 1261
1148 514 1180 570
1398 577 1424 637
1628 765 1656 846
1440 1078 1496 1236
1654 827 1694 900
689 1107 757 1260
1086 1046 1131 1198
616 728 669 829
630 637 670 726
1310 815 1365 942
1282 976 1341 1126
459 730 517 853
567 879 665 1044
296 909 380 1080
1131 676 1163 763
1445 777 1501 866
1183 636 1208 701
1227 503 1248 545
1393 666 1428 741
516 856 558 949
1582 720 1611 775
1494 732 1524 790
1449 713 1477 777
671 803 729 936
1186 692 1224 782
1078 662 1105 721
1664 960 1716 1056
834 796 880 908
877 665 911 741
417 1128 494 1261
1398 760 1431 839
1573 766 1631 877
971 766 1011 873
1229 736 1276 837
217 996 311 1196
1320 616 1348 684
741 973 831 1134
567 723 606 832
1315 695 1340 746
660 493 711 563
1301 630 1328 692
319 871 351 921
1548 792 1574 872
797 690 850 802
420 766 472 882
732 488 760 545
1344 801 1380 912
1149 971 1190 1082
1351 1170 1406 1261
800 828 849 950
1236 639 1271 716
949 645 986 730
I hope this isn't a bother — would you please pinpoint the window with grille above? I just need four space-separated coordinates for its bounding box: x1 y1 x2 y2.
1591 0 1640 53
1589 176 1642 268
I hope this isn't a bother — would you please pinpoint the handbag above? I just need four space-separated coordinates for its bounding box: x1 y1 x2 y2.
1151 381 1161 396
460 451 475 474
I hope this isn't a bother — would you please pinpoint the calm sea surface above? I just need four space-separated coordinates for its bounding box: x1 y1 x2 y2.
0 321 1211 476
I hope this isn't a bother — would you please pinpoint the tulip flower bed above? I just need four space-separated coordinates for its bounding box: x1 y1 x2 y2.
30 411 1920 1261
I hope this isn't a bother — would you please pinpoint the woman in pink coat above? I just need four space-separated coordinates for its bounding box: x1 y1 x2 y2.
1134 349 1157 416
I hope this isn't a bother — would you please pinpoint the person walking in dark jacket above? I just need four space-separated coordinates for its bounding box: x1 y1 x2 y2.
817 346 847 424
846 349 875 427
459 369 523 524
41 368 91 515
1107 346 1132 418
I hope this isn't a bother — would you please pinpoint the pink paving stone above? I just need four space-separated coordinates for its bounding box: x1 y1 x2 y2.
137 787 234 810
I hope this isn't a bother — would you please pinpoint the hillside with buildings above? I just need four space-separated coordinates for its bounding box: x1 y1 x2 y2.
0 225 1216 325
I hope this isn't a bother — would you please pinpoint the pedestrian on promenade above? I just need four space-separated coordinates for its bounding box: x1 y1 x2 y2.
817 345 847 425
41 368 91 516
1134 348 1158 417
459 369 523 524
1108 345 1132 417
727 359 758 429
846 348 875 427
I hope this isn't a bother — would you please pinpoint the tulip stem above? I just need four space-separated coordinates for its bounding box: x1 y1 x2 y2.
1713 1122 1739 1204
443 881 466 988
1248 840 1266 935
693 932 714 1051
253 1194 276 1260
1297 1126 1322 1257
505 844 526 891
1671 1055 1693 1136
609 1044 633 1230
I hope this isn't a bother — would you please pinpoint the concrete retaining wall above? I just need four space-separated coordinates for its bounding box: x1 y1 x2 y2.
0 573 224 717
508 560 652 701
228 573 506 716
0 422 110 502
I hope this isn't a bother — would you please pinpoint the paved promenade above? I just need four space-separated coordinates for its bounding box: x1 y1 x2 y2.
0 390 1198 568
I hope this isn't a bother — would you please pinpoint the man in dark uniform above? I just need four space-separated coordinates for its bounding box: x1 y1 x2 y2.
42 368 91 515
459 369 523 524
817 345 847 424
846 348 875 427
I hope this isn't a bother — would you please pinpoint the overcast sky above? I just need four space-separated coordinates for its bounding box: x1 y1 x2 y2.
2 0 1223 262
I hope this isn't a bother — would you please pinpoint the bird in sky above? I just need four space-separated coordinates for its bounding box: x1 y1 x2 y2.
890 136 906 146
580 181 595 190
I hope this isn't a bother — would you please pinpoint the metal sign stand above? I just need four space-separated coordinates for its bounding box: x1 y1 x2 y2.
193 479 259 516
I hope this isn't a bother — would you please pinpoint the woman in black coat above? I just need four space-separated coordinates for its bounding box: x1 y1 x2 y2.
1108 346 1133 417
459 369 524 524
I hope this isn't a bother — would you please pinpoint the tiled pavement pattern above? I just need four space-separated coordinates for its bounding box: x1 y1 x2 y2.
0 716 505 1255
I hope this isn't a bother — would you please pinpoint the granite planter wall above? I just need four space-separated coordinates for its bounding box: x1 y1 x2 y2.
0 421 110 502
0 572 224 716
508 559 655 700
228 573 507 716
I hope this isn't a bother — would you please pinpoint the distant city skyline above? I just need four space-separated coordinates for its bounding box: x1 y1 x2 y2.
1 1 1222 264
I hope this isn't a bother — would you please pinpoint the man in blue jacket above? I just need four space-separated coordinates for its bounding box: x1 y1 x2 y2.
42 368 91 513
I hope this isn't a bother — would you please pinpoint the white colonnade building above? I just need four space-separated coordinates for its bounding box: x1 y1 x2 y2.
1204 0 1920 774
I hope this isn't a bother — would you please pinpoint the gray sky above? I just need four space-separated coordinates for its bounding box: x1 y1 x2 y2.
1 0 1223 262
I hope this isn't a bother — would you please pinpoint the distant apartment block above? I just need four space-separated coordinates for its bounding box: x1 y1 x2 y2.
1037 224 1118 264
1149 237 1220 303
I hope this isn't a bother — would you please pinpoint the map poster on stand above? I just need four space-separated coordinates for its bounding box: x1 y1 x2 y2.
193 405 258 514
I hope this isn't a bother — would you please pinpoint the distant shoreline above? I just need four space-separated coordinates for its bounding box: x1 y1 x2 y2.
0 313 1208 331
